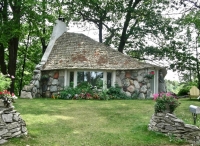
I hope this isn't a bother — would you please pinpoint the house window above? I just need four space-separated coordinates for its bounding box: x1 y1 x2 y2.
149 70 155 93
70 72 74 87
107 72 112 88
77 71 103 89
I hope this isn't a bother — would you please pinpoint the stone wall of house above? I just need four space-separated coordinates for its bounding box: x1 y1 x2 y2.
21 60 64 98
0 107 28 144
21 66 154 99
116 70 153 99
148 113 200 144
21 61 45 98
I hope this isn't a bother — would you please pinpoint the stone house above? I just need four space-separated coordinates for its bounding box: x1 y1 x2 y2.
21 19 167 99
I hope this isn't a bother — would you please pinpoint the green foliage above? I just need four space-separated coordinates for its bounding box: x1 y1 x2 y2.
165 80 182 94
177 88 190 96
0 73 11 91
177 81 197 96
154 93 180 113
107 85 130 99
60 83 131 100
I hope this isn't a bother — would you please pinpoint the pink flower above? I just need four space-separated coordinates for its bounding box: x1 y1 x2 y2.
153 93 159 100
150 71 154 75
11 75 15 79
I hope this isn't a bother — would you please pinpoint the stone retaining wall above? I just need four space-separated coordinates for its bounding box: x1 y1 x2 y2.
148 113 200 144
0 107 28 144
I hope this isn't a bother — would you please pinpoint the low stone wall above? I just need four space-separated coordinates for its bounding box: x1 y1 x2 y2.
0 107 28 144
148 113 200 144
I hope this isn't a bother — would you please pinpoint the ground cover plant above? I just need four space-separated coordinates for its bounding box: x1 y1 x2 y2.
3 98 197 146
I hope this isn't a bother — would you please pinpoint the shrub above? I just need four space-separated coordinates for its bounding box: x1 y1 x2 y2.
177 88 189 96
107 85 130 99
153 92 180 113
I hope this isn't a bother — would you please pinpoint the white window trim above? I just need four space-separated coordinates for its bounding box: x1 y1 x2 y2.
64 70 116 89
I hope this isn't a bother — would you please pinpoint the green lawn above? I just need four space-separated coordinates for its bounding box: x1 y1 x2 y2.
4 98 199 146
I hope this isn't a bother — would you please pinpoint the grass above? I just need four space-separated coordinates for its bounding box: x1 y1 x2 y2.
4 98 199 146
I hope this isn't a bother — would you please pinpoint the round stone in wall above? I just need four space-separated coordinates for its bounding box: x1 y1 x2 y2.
45 91 51 98
132 71 138 77
48 77 53 86
50 85 58 92
49 72 54 77
144 78 149 83
146 89 153 99
147 83 151 88
137 75 144 82
140 85 147 93
116 71 120 76
120 71 125 80
125 91 131 97
125 71 131 78
122 78 130 86
130 80 134 85
127 85 135 93
138 70 145 76
133 80 140 88
34 80 40 88
54 72 59 79
52 79 58 85
138 93 145 99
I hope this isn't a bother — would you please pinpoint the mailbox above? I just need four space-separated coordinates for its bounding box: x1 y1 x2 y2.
189 105 200 125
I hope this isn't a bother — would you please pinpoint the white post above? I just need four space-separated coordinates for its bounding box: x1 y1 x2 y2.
155 70 159 93
73 71 77 88
64 70 67 87
111 71 116 87
103 71 107 90
67 71 70 87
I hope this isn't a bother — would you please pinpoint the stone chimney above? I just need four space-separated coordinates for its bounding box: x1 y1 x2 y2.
41 19 67 62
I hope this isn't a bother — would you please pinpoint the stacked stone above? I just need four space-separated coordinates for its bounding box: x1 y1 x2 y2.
148 113 200 144
42 71 64 98
116 70 153 99
0 107 28 144
21 61 45 98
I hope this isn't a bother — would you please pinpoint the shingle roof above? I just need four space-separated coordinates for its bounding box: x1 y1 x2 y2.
42 32 161 71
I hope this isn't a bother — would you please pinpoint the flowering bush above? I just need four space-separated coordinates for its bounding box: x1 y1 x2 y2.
0 90 18 108
144 71 154 79
153 92 180 113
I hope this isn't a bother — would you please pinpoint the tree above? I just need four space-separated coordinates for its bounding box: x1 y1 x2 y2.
0 0 70 94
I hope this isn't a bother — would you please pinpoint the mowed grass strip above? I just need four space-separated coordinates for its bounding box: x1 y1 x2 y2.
4 98 196 146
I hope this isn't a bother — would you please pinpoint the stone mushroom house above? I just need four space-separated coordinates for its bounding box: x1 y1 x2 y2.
21 19 167 99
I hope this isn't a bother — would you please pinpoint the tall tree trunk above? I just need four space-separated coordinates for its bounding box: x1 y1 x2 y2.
118 0 141 53
98 20 103 43
8 37 19 93
0 44 7 74
0 0 8 74
196 33 200 89
19 33 30 96
8 0 21 93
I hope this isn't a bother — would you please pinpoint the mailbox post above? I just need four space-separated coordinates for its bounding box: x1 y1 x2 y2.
189 105 200 125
